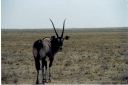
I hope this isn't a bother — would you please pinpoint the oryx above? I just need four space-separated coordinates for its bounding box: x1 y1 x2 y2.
33 19 69 84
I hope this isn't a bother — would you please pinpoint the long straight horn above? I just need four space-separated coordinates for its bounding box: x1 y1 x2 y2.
49 19 59 37
61 19 66 38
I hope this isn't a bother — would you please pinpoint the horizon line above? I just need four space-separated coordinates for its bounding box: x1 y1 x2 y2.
1 26 128 29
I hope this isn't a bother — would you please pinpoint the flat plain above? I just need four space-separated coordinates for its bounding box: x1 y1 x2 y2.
1 28 128 84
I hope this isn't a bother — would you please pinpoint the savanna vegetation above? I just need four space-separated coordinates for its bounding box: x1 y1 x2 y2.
1 28 128 84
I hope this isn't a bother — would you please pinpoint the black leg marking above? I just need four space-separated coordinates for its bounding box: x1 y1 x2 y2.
36 70 39 84
35 58 40 84
42 59 47 83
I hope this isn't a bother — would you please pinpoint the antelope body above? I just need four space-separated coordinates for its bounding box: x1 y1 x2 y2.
33 19 69 84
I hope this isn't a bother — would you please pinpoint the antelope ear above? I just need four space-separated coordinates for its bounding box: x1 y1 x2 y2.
51 36 55 40
64 36 69 40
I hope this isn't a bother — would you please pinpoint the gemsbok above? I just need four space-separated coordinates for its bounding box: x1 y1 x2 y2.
33 19 69 84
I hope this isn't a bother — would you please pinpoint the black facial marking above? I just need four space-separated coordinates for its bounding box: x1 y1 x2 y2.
51 36 64 52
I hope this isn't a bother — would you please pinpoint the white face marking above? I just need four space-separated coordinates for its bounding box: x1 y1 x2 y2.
57 39 60 42
57 38 63 43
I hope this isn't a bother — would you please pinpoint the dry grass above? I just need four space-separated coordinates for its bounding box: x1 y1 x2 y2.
1 28 128 84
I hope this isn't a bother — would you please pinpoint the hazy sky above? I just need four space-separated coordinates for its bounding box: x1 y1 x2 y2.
1 0 128 28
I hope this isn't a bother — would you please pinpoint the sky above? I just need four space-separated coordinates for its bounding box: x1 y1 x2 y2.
1 0 128 29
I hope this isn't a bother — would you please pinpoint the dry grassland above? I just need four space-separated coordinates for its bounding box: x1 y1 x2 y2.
1 28 128 84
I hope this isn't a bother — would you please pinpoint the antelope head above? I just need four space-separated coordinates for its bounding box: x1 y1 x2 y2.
50 19 69 51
